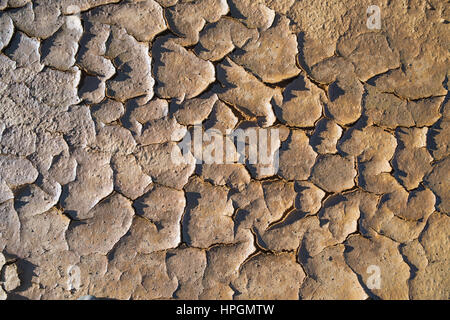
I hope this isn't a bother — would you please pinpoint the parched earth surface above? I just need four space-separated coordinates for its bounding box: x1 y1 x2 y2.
0 0 449 300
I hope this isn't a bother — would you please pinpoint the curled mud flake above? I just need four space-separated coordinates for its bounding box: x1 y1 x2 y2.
310 118 343 154
273 74 324 127
60 150 114 220
5 32 43 74
200 229 254 299
166 247 207 299
231 15 300 83
262 180 296 221
318 191 366 244
410 213 450 299
182 176 234 248
393 127 433 190
232 252 305 300
0 155 39 187
172 93 217 126
77 21 115 80
310 154 356 193
0 200 20 253
79 76 105 104
112 154 152 201
0 177 14 204
1 263 21 292
85 0 166 43
300 244 368 300
278 130 317 181
227 0 275 31
123 98 186 145
153 36 215 101
41 14 83 71
259 214 334 254
344 234 410 300
9 1 64 39
165 0 228 46
195 17 258 62
197 163 250 191
424 157 450 214
91 99 124 125
16 207 70 258
204 100 239 132
129 185 185 252
14 178 62 218
339 125 402 194
105 27 154 102
215 58 277 127
337 32 400 82
363 84 414 129
407 96 444 127
288 0 350 68
295 181 325 216
135 142 195 190
325 76 363 126
0 13 14 52
66 193 134 256
30 67 81 108
372 55 448 100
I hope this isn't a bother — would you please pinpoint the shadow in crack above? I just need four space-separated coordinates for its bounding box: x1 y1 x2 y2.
328 81 346 102
9 259 38 294
181 191 201 245
296 32 310 74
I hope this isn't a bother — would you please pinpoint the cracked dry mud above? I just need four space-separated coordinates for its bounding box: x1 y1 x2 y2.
0 0 448 300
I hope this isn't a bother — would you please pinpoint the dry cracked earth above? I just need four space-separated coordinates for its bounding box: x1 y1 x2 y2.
0 0 449 300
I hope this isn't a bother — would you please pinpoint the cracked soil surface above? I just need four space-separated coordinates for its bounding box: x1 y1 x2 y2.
0 0 449 300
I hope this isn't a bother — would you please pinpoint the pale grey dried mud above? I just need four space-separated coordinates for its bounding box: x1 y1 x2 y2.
0 0 448 300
